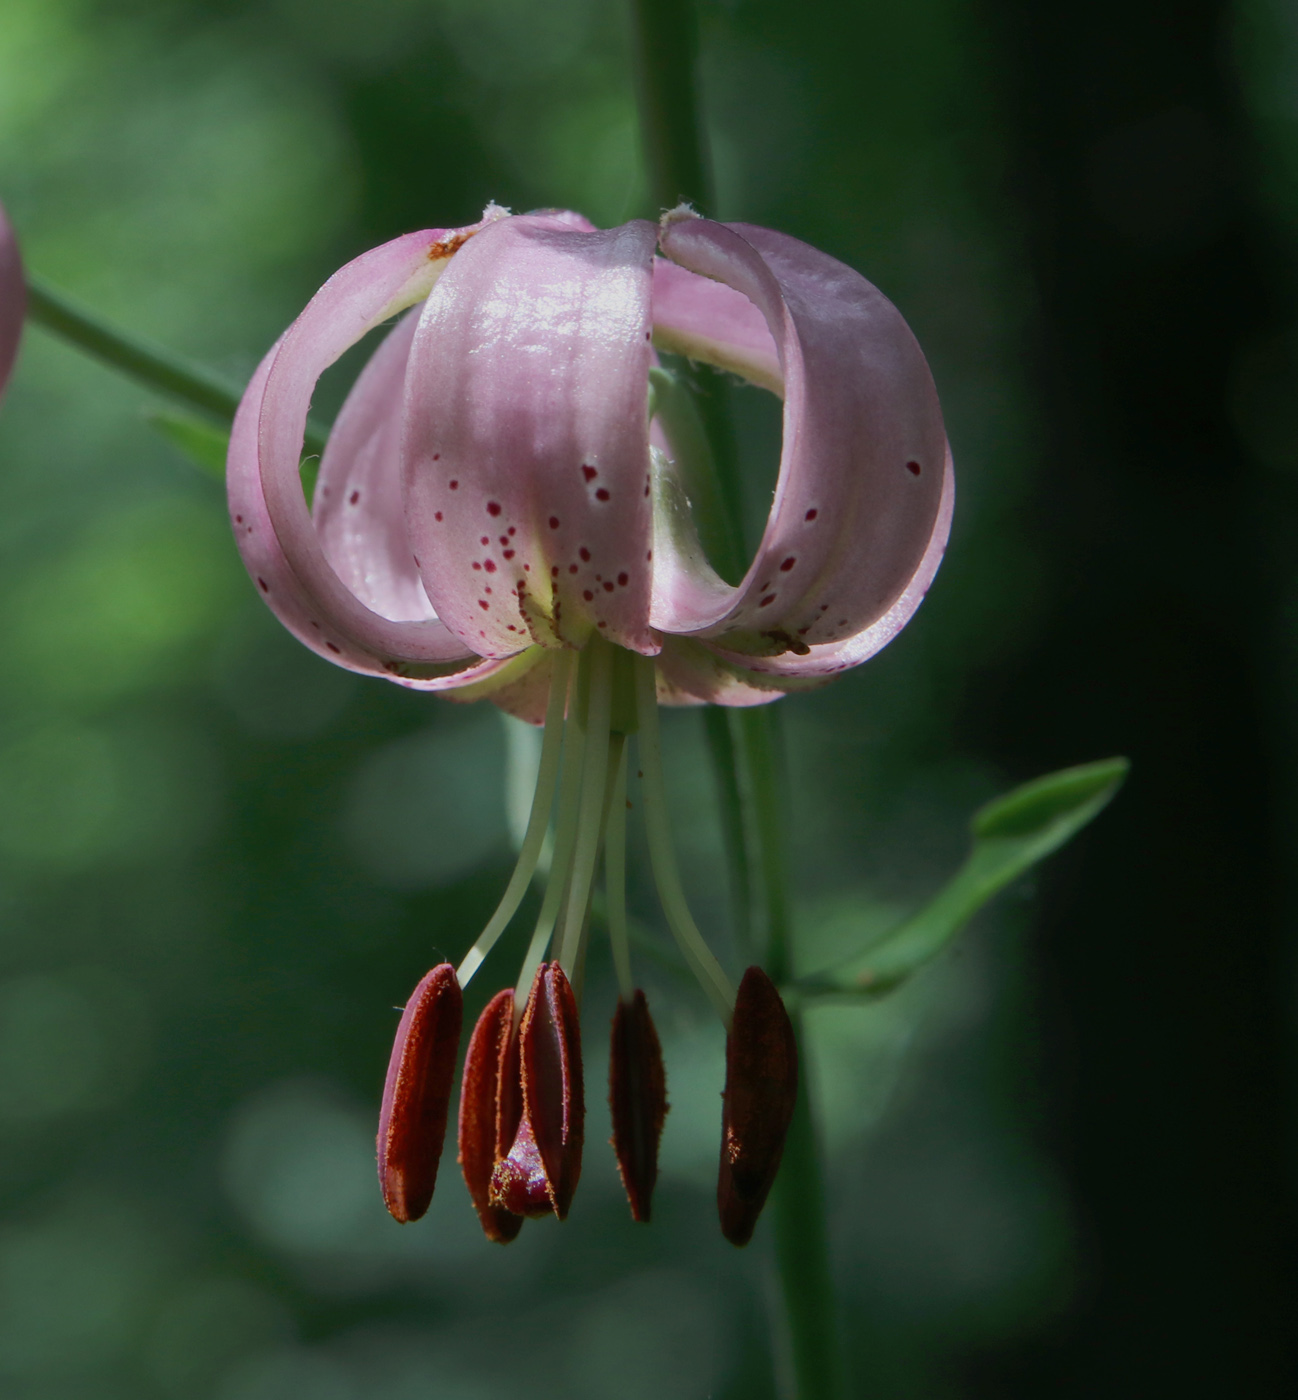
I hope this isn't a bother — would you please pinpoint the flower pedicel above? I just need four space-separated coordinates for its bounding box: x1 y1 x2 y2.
227 204 952 1243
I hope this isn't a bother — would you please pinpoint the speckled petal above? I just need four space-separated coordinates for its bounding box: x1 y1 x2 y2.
313 310 435 622
652 214 949 660
403 216 661 659
251 211 506 668
0 201 25 403
705 441 954 681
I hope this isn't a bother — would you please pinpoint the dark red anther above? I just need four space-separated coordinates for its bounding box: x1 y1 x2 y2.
490 962 585 1220
717 965 798 1247
609 990 668 1222
377 964 464 1224
457 988 525 1243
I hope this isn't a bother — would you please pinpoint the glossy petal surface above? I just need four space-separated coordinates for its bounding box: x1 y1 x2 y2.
230 210 514 676
377 964 463 1224
403 216 660 658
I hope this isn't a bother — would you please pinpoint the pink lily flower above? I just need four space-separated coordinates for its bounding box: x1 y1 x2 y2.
227 204 952 1242
0 201 25 403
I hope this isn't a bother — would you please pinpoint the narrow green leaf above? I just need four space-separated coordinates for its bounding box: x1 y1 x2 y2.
795 757 1129 1002
147 407 322 505
146 409 230 481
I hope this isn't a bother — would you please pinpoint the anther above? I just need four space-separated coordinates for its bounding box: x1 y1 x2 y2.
609 991 668 1222
717 966 798 1246
458 988 525 1243
377 964 464 1224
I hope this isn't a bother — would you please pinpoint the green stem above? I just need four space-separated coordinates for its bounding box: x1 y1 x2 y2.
739 709 842 1400
24 274 329 457
629 8 840 1391
769 1014 843 1400
629 0 712 212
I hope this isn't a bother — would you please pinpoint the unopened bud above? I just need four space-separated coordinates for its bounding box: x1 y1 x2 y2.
377 964 463 1224
717 965 797 1247
609 991 668 1222
458 988 525 1243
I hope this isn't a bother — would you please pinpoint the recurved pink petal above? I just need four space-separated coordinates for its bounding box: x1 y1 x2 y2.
403 216 661 659
229 335 516 689
313 309 435 623
706 442 954 681
377 964 464 1224
651 254 782 395
250 210 506 668
652 214 949 661
0 201 25 403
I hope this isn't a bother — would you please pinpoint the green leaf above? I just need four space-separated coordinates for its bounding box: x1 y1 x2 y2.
147 408 322 504
795 757 1129 1002
146 409 230 481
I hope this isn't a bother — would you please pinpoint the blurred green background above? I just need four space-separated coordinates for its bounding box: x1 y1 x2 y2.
0 0 1295 1395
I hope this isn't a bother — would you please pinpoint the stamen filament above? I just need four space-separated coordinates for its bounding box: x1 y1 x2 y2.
514 649 591 1006
456 651 574 989
556 640 614 977
632 656 736 1026
605 738 634 1002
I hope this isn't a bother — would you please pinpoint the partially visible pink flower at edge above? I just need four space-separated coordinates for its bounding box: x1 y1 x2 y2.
0 200 25 404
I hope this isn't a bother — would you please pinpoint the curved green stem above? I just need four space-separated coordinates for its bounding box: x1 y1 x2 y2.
24 274 329 457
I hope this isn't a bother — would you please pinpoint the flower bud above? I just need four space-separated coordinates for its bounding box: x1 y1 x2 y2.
491 962 584 1220
717 965 797 1246
377 964 463 1224
609 990 668 1222
458 987 525 1243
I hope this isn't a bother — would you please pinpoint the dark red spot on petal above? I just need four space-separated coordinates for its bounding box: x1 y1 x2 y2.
603 581 614 593
549 517 560 529
759 594 776 608
583 590 594 601
617 572 629 587
234 515 243 524
804 508 817 521
479 600 490 611
473 562 482 571
326 642 341 653
780 557 796 572
484 560 497 573
595 488 610 502
503 550 515 560
257 578 269 593
432 453 440 461
481 536 490 545
487 502 502 517
434 511 443 521
551 566 560 577
579 547 591 562
906 460 922 476
569 564 578 574
582 465 598 482
349 490 360 505
449 479 459 490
